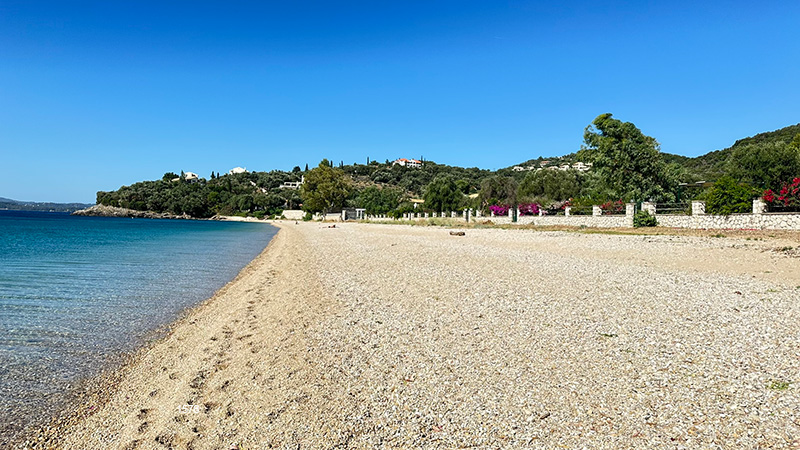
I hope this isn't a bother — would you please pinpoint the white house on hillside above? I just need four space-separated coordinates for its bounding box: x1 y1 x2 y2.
393 158 423 168
279 176 304 190
229 167 247 175
184 172 199 182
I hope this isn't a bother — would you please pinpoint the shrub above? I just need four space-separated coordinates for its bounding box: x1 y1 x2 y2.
303 212 313 221
705 176 756 215
633 210 657 227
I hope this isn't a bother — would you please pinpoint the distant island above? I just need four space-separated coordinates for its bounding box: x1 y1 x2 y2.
0 197 93 213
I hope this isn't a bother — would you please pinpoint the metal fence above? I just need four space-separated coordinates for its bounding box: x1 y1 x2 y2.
569 206 594 216
602 207 627 215
767 204 800 213
655 202 691 215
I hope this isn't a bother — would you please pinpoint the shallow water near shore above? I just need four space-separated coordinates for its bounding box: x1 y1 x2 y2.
0 210 276 443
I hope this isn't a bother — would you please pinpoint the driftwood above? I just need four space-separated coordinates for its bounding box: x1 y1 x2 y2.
449 231 466 236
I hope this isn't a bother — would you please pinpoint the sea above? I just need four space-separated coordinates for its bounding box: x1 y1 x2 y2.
0 210 277 443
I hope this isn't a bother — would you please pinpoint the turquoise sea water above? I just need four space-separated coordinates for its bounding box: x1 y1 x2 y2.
0 211 277 442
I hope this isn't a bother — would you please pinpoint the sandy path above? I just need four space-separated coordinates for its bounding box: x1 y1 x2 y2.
46 223 800 449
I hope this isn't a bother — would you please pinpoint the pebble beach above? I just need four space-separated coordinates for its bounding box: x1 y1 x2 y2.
26 222 800 449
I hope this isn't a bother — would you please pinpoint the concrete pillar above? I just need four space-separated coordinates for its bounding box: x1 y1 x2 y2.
641 202 656 215
475 209 482 218
538 209 543 217
565 206 571 217
508 208 513 219
753 198 766 215
626 203 636 217
691 201 706 216
341 210 347 221
464 209 470 222
592 205 602 216
490 210 495 217
424 212 429 219
451 211 456 218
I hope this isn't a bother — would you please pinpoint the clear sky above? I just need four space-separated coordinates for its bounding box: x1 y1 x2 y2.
1 1 799 202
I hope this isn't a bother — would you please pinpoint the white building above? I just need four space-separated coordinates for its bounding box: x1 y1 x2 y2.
184 172 199 182
279 176 304 190
229 167 247 175
571 162 593 172
392 158 423 168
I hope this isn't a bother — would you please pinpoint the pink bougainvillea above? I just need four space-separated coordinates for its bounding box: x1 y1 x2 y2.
489 204 509 216
518 203 540 216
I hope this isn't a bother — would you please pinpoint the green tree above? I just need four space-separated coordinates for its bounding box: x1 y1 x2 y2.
479 176 518 207
300 159 353 214
354 186 403 214
578 113 677 202
518 169 582 204
423 175 462 212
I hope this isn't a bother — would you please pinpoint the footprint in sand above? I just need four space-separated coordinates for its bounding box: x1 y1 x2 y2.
121 439 141 450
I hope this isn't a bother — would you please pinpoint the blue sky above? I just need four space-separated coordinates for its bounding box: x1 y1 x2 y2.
1 1 799 202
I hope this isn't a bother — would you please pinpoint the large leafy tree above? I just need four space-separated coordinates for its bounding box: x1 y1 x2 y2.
353 186 403 215
518 169 582 203
478 176 518 207
300 159 353 214
423 175 462 212
578 113 677 202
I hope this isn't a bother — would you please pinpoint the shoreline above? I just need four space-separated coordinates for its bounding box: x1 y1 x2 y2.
13 226 287 449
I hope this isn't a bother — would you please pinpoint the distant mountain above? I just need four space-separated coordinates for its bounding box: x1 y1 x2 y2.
0 198 94 212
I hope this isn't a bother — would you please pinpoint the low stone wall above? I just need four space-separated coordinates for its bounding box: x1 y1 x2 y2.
478 215 631 227
657 213 800 230
282 209 305 220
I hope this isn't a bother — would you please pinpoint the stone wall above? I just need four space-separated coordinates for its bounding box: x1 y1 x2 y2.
657 213 800 230
473 215 631 227
281 209 305 220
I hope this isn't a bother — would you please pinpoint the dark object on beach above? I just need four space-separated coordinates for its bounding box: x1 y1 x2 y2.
449 231 465 236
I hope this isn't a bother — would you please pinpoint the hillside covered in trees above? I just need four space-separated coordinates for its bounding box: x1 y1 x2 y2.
94 116 800 218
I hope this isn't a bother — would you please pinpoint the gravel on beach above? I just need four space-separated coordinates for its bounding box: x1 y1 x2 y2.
37 223 800 449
